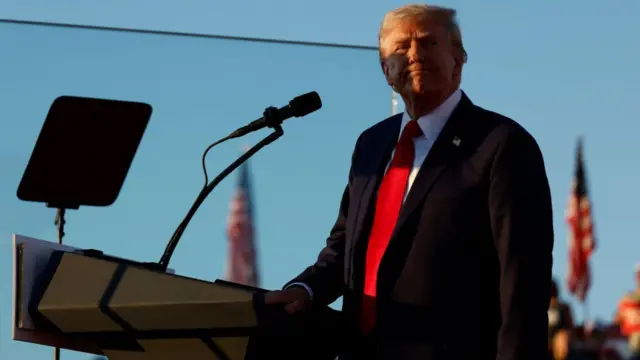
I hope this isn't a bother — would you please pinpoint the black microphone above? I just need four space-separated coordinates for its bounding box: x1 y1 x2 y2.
228 91 322 138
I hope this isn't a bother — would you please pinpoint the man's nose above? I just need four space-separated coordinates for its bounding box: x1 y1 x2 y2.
407 40 425 64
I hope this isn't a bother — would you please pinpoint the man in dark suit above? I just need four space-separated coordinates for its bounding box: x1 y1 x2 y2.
265 4 554 360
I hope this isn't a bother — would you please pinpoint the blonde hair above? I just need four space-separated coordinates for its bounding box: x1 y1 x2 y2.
378 4 467 63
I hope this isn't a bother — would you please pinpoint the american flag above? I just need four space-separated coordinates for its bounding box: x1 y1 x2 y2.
565 137 595 303
224 160 260 287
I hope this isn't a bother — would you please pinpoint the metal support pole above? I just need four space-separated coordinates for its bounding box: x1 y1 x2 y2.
391 90 399 115
53 208 66 360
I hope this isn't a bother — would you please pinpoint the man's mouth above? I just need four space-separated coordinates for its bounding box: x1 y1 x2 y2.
403 69 430 80
406 67 430 74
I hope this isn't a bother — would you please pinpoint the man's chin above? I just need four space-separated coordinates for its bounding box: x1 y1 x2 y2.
408 85 437 97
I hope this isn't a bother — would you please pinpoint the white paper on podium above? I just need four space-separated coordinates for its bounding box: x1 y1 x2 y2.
11 234 174 354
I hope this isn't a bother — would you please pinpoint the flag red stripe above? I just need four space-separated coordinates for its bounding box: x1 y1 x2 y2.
225 169 259 287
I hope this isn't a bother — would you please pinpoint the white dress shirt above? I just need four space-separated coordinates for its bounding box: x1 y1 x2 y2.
389 88 462 202
288 88 462 299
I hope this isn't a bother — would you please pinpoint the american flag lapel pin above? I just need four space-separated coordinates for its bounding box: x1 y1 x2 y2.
452 136 462 147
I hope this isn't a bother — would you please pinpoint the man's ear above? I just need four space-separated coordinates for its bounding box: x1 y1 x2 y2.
381 60 393 86
453 48 465 76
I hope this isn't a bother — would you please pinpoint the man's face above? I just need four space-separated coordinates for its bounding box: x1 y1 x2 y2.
381 17 461 99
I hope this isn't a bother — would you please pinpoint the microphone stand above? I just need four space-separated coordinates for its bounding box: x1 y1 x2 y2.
158 123 284 270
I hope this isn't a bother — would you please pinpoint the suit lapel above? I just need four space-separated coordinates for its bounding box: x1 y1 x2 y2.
392 93 474 236
352 115 402 246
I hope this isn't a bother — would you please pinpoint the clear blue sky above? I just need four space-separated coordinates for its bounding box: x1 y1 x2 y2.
1 1 639 359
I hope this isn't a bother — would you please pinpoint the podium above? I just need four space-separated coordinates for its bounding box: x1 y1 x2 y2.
13 234 255 360
13 235 345 360
12 96 345 359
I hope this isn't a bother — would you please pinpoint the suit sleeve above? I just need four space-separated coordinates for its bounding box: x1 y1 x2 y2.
284 135 362 306
488 127 554 360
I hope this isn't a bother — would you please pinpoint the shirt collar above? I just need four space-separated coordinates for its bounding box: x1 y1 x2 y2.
399 88 462 141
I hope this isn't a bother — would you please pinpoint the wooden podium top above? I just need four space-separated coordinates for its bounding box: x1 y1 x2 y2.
12 234 255 360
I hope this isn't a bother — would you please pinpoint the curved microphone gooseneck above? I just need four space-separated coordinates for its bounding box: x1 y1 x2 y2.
158 124 283 271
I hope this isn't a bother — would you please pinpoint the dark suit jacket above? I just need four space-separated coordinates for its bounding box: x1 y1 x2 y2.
287 92 554 360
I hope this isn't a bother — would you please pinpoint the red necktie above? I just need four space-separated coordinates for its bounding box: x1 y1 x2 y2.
360 120 422 334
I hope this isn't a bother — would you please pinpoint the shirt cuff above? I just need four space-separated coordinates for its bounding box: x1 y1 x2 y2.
285 282 314 300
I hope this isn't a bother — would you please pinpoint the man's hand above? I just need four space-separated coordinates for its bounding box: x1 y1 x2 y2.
264 286 312 314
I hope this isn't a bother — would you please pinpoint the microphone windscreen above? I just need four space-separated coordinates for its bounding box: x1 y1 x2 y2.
289 91 322 117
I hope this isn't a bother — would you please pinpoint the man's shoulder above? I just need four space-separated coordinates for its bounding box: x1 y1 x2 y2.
474 105 535 142
471 104 541 152
349 113 402 153
358 113 402 140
